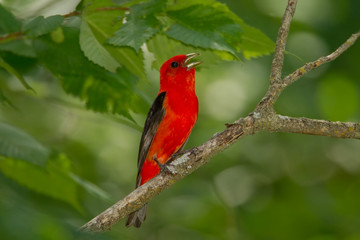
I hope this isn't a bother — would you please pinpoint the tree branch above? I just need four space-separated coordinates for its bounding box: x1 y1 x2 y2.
80 0 360 232
269 0 298 84
258 30 360 110
80 123 248 232
257 114 360 140
283 31 360 87
80 112 360 232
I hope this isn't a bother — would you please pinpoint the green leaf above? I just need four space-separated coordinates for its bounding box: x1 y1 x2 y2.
80 18 120 72
33 26 147 119
167 0 274 59
22 15 64 38
239 22 275 59
147 33 235 70
0 122 49 167
167 0 237 15
107 0 167 53
107 17 158 53
166 23 235 54
0 4 21 33
0 156 82 211
51 152 111 201
0 56 34 91
0 88 16 108
130 0 166 17
70 173 111 201
0 127 110 208
83 0 147 80
0 39 36 57
166 5 241 55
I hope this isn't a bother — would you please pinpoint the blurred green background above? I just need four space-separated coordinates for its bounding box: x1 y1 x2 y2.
1 0 360 239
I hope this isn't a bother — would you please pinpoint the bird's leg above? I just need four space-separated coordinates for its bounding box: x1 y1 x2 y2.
170 149 192 160
170 151 184 160
153 156 176 175
169 147 197 165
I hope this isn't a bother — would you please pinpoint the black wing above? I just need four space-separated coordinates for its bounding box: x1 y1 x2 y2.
136 91 166 187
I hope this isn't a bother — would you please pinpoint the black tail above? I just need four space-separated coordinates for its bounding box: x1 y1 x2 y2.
125 205 147 228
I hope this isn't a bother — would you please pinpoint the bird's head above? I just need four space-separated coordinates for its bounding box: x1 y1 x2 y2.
159 53 201 91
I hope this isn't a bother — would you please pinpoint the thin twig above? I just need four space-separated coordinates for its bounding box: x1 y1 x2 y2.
0 31 24 43
283 31 360 87
257 0 298 113
258 31 360 108
269 0 298 84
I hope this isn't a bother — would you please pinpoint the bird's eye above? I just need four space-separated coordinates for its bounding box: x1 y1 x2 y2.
170 61 179 68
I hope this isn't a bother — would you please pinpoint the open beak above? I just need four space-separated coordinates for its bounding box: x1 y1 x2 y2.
184 53 201 71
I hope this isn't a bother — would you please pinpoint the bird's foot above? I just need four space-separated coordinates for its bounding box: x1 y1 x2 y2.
170 149 192 161
153 156 176 175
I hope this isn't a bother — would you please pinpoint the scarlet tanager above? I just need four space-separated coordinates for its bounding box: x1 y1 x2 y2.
125 53 201 228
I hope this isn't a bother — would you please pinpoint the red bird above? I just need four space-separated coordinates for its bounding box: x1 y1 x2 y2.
125 53 201 228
